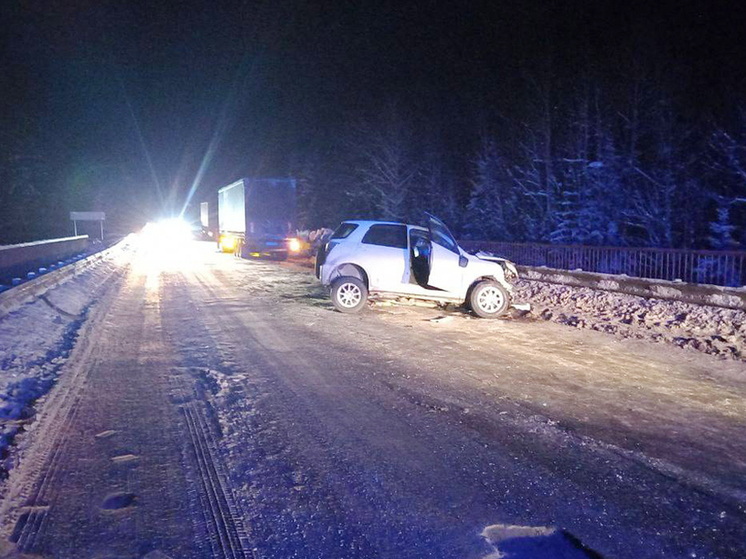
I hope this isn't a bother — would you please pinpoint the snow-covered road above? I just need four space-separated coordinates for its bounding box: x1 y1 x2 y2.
1 238 745 558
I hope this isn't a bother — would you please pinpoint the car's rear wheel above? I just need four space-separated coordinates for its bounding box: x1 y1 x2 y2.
469 280 510 318
331 276 368 313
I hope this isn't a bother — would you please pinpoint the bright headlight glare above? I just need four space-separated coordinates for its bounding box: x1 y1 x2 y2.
161 218 191 240
288 238 301 253
135 218 195 276
220 235 236 251
142 218 192 243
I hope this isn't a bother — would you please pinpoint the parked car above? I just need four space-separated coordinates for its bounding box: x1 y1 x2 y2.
316 214 518 317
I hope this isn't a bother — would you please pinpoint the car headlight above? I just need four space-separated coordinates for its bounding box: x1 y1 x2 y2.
503 260 518 279
288 238 302 253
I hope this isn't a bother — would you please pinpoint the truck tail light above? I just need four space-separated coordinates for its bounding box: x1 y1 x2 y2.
219 234 237 252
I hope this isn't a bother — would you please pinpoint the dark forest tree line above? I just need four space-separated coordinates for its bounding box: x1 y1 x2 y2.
294 70 746 251
3 53 746 250
0 117 155 245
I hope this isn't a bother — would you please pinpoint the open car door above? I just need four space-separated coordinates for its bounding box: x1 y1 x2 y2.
425 214 464 294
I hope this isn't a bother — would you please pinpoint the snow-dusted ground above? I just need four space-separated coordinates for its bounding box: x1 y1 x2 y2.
517 279 746 361
0 243 128 476
0 239 744 559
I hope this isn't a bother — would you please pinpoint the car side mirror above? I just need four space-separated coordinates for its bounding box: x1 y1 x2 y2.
459 255 468 268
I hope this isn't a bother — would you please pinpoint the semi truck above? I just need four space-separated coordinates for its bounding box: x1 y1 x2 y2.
216 178 299 259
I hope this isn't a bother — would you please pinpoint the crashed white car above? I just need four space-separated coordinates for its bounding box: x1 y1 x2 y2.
315 214 518 317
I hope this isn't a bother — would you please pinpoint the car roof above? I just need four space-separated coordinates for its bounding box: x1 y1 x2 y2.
342 220 426 231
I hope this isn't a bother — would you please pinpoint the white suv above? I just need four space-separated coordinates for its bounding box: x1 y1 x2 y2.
316 214 518 318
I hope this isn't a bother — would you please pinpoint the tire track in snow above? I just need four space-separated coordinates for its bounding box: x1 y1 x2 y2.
0 270 124 551
166 269 386 558
8 395 83 552
172 372 252 559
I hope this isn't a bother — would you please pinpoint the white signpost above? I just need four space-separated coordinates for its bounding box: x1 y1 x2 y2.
70 211 106 240
200 202 209 228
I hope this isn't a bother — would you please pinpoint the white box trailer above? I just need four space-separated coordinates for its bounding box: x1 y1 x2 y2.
217 178 297 258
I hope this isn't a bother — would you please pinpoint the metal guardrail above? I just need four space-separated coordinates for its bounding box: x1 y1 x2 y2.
459 241 746 288
0 235 89 284
516 265 746 311
0 237 131 319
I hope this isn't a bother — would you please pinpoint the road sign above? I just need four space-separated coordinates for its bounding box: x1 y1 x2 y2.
70 212 105 221
70 212 105 239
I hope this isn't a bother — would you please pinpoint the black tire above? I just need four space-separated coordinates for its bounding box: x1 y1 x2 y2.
315 245 325 278
469 280 510 318
331 276 368 313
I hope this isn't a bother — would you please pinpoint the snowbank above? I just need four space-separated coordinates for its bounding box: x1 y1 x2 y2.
288 255 746 360
518 265 746 310
0 242 130 478
517 279 746 361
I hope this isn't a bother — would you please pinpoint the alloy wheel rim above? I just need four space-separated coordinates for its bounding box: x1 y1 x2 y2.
338 283 362 307
477 286 503 313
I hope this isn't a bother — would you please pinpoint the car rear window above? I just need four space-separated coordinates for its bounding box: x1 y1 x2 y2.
361 224 407 249
331 222 359 239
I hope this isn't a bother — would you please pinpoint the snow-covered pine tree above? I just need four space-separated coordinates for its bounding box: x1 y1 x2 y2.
465 137 513 240
708 202 738 249
349 106 417 221
414 155 462 231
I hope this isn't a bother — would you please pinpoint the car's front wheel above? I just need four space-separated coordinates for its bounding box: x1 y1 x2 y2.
469 280 510 318
331 276 368 313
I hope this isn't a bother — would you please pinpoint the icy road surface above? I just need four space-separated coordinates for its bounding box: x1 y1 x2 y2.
1 239 745 559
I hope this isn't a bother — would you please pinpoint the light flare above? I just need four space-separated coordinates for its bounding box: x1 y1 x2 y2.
134 219 199 281
288 238 302 253
219 234 237 252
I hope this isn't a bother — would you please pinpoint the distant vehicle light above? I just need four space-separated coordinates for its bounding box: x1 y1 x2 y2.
159 218 192 244
288 238 302 253
141 218 193 246
220 234 237 252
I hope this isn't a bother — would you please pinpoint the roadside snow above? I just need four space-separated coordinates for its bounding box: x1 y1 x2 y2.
0 245 128 479
480 523 597 559
288 255 746 361
517 279 746 361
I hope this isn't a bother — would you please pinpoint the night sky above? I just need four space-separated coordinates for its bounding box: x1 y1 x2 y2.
2 1 746 238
